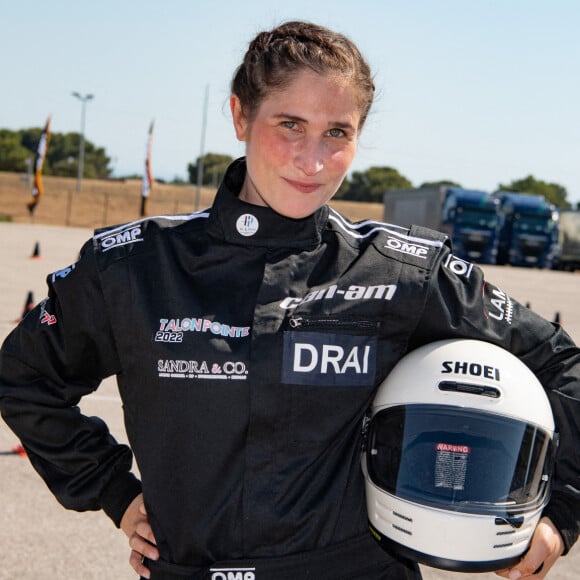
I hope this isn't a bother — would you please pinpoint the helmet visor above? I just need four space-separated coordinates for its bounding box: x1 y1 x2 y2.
367 404 555 514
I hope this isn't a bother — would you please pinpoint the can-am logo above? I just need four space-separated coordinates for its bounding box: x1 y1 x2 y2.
282 331 377 386
279 283 397 310
100 225 143 252
210 569 256 580
384 236 430 258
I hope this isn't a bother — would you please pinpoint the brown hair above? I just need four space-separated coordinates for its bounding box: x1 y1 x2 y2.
231 20 375 130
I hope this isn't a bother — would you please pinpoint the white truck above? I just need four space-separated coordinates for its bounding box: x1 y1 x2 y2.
383 186 500 264
553 210 580 271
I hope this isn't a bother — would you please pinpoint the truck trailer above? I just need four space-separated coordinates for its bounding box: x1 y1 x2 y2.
493 192 559 269
382 186 500 264
552 210 580 271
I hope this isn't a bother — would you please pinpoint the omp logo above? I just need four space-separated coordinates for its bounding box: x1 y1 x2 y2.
157 359 248 380
210 569 256 580
444 254 473 278
385 236 430 258
100 225 143 252
282 331 377 386
279 284 397 310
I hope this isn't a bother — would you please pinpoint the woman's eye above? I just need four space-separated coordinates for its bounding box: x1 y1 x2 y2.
282 121 297 130
328 128 345 138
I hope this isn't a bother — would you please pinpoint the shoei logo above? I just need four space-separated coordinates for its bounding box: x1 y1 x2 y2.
100 225 143 252
444 254 473 278
236 213 259 237
210 569 256 580
441 360 500 381
385 236 429 258
282 331 377 386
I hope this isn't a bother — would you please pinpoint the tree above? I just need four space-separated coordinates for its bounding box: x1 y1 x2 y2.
0 130 31 171
419 180 462 188
336 166 413 202
188 153 234 187
0 128 113 179
498 175 570 209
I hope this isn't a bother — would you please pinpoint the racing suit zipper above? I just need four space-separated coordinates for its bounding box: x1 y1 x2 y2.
289 316 380 332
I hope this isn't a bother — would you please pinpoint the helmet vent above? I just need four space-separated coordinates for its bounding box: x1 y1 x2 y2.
495 516 524 529
392 524 412 536
393 511 413 523
438 380 500 398
493 542 514 549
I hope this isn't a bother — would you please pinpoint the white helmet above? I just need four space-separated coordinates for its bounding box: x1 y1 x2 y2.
362 339 557 573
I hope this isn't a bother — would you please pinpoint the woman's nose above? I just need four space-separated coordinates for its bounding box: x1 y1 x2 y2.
295 138 323 176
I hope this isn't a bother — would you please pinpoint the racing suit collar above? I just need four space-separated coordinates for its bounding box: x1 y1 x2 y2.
207 157 329 250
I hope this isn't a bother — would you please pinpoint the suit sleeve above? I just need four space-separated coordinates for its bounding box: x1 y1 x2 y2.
409 249 580 554
0 240 141 526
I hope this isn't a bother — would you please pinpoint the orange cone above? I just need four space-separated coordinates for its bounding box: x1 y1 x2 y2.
11 444 28 457
554 312 561 325
16 291 35 322
30 241 42 259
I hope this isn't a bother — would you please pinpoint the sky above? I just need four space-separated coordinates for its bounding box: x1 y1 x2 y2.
3 0 579 205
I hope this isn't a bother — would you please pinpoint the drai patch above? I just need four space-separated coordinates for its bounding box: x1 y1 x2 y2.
282 331 377 386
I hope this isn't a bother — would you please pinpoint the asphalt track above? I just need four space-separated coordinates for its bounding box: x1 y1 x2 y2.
0 223 578 579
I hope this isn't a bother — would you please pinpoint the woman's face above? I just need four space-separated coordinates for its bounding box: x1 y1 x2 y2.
231 69 361 219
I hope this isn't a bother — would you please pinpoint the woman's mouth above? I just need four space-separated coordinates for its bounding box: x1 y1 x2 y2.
283 178 322 194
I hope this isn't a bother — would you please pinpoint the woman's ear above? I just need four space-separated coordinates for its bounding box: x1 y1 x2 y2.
230 95 248 142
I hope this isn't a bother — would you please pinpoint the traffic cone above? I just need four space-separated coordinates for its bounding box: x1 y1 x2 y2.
16 291 35 322
11 444 27 457
30 241 42 259
554 312 561 325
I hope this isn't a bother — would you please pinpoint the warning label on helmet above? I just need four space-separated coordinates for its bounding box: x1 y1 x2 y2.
434 442 471 490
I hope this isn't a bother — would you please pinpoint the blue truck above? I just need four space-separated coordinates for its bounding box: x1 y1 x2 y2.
492 192 559 268
383 186 500 264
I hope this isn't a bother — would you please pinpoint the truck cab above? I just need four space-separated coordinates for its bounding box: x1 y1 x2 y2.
493 192 559 268
441 187 500 264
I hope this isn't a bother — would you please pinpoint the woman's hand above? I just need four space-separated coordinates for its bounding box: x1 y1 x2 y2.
120 493 159 579
495 517 564 579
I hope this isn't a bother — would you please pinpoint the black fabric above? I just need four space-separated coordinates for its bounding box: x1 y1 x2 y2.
143 533 421 580
1 158 578 569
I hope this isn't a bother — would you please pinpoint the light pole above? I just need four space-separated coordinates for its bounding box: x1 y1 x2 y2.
71 92 94 192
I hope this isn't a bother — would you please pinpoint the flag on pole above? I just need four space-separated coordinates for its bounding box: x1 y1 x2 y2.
27 116 51 216
141 120 154 217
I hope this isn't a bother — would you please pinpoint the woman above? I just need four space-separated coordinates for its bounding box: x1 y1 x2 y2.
0 21 578 580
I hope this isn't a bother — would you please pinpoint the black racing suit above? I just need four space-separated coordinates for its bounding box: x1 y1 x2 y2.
1 159 579 579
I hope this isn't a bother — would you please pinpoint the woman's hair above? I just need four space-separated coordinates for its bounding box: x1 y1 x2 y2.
232 20 375 130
